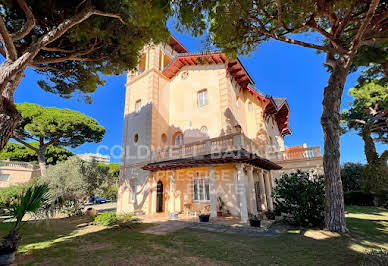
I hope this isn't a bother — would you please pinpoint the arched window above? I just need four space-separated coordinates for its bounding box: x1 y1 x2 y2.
161 133 167 144
134 133 139 143
174 132 184 146
200 126 208 136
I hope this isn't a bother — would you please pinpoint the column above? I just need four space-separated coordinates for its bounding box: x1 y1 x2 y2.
264 171 274 211
151 173 157 214
248 167 258 215
236 164 248 221
145 50 149 70
209 166 217 218
258 170 268 211
169 170 177 220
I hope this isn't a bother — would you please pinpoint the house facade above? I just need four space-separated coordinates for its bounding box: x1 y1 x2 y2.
0 160 40 188
117 36 323 221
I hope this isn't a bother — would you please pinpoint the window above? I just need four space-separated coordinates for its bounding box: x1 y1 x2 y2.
0 175 9 182
139 53 146 73
134 133 139 143
161 133 167 144
248 102 253 112
193 178 210 202
131 179 137 203
174 133 183 146
200 126 208 136
135 100 141 113
197 89 208 107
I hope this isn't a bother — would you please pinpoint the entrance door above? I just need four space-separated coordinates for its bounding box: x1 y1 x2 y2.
156 181 163 212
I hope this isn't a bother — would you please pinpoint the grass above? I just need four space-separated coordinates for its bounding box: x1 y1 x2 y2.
0 206 386 265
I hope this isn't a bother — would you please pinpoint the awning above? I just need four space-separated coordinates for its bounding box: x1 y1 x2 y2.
142 149 282 171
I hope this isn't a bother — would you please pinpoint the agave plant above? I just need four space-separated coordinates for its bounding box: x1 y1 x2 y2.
0 184 49 255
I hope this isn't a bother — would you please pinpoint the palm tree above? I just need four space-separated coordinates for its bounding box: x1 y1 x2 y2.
0 184 48 264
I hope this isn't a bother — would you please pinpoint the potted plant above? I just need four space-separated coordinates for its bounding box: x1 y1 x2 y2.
0 184 48 265
198 214 210 222
217 197 225 217
249 215 261 227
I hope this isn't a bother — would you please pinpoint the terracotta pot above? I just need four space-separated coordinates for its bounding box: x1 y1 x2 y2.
217 211 223 217
198 215 210 222
249 219 261 227
0 251 16 265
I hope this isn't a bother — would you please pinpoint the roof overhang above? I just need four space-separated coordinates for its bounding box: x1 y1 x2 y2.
169 35 189 53
162 52 254 90
142 149 282 171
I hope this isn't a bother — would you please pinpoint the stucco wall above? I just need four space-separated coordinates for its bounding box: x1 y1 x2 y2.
0 167 40 188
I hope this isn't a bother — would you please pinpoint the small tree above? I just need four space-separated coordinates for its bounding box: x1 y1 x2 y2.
341 162 364 192
273 171 325 227
12 103 105 175
0 184 48 258
341 79 388 193
0 141 73 165
44 156 112 216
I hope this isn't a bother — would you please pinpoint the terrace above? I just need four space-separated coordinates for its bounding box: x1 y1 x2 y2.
150 133 322 164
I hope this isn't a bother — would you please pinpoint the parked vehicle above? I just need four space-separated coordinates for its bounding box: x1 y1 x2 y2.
88 196 107 204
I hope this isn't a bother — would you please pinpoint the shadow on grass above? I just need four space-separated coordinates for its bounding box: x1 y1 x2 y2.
0 207 386 265
346 205 388 218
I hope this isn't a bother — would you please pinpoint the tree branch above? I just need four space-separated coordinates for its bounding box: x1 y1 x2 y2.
0 5 125 91
350 0 380 56
11 0 35 41
28 64 63 72
237 1 331 53
12 136 38 151
33 41 106 64
41 46 79 53
92 10 126 25
43 135 62 147
0 18 17 60
0 45 6 58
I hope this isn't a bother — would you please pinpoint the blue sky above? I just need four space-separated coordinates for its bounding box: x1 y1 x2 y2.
12 26 386 163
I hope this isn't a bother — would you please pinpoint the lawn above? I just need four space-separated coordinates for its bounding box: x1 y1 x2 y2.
1 206 387 265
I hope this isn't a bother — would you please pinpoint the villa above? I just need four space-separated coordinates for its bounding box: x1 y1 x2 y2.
117 36 323 221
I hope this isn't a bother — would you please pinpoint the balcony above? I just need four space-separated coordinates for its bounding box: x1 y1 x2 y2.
0 160 40 170
150 133 321 163
269 147 322 161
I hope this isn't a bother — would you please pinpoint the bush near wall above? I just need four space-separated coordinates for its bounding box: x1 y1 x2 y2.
273 170 325 227
343 191 374 206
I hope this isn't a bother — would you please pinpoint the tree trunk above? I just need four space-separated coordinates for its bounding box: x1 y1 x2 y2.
0 67 25 151
361 128 388 193
37 148 47 176
361 127 379 165
0 96 21 151
321 57 350 233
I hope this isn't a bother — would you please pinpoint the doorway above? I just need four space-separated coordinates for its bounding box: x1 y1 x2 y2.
156 181 163 212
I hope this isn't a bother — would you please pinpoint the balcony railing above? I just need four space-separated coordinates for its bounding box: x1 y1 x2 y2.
0 160 39 170
150 133 322 163
268 147 322 161
150 133 267 162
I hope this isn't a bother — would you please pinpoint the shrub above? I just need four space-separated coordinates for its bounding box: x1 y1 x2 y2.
101 186 118 201
0 184 24 209
93 212 140 228
341 162 364 191
93 212 119 226
273 170 325 227
344 191 374 206
265 210 275 220
362 249 388 266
